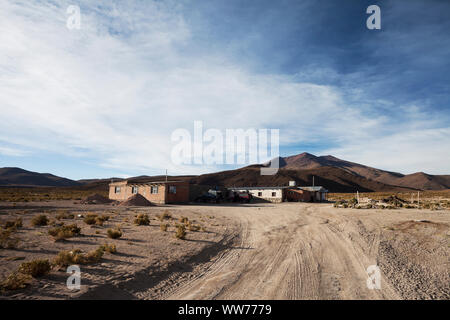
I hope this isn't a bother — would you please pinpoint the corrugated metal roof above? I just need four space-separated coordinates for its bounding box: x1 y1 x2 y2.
227 186 328 192
299 186 328 192
228 186 290 190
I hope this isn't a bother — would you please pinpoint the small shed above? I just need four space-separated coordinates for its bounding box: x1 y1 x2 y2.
298 186 328 202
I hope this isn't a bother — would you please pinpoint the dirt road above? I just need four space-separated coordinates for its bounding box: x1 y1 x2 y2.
151 203 449 300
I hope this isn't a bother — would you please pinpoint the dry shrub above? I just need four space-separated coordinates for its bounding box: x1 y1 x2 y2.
160 223 168 232
134 213 150 226
157 211 171 221
48 224 81 241
55 211 75 220
179 216 189 224
83 214 98 225
18 259 51 277
95 215 110 226
175 225 186 240
4 218 23 230
99 243 117 254
0 272 32 291
54 248 104 267
107 228 122 239
0 229 19 249
31 214 48 226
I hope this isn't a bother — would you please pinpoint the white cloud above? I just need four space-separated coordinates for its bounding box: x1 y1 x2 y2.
0 146 29 157
0 0 448 176
323 127 450 175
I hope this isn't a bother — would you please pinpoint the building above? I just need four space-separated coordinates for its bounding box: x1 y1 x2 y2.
227 184 328 203
109 180 189 204
297 186 328 202
228 186 287 203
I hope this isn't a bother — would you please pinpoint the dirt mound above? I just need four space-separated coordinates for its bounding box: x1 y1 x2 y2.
81 194 112 204
119 194 155 207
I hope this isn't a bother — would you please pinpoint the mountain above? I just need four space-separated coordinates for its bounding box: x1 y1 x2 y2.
0 167 81 187
190 165 415 193
1 153 448 192
265 153 450 190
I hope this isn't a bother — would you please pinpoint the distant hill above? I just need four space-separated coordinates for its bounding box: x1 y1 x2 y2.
264 153 450 191
1 153 448 192
190 165 414 193
0 167 81 187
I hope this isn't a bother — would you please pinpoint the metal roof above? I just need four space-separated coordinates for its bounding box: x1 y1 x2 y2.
228 186 291 190
227 186 328 192
109 180 186 186
298 186 328 192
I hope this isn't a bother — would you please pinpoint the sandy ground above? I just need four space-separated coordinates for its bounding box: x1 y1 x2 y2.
1 202 449 299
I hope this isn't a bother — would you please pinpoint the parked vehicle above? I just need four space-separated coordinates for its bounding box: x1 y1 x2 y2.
194 189 223 203
229 191 253 203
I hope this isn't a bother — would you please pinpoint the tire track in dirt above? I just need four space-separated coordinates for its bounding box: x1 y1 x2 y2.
141 203 445 300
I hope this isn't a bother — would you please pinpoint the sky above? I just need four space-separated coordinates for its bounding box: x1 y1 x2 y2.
0 0 449 180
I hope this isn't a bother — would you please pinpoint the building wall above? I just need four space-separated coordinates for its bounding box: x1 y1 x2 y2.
109 181 129 201
109 181 189 204
165 182 190 203
139 184 167 204
286 189 312 202
232 188 284 203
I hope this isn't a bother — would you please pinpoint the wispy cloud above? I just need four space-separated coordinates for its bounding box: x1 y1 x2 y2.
0 0 448 178
0 145 29 157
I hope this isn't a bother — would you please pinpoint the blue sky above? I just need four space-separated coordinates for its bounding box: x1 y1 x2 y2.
0 0 449 180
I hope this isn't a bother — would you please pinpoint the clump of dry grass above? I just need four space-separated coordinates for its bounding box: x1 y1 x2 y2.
95 215 110 226
83 214 98 225
187 223 200 232
55 211 75 220
157 210 171 221
179 216 189 224
107 228 122 239
99 243 117 254
48 224 81 241
160 223 168 232
0 272 32 291
18 259 51 278
134 213 150 226
0 228 19 249
54 248 104 267
3 218 23 230
31 214 48 226
175 225 186 240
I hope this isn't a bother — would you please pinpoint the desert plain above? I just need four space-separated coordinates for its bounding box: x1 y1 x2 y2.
0 197 449 300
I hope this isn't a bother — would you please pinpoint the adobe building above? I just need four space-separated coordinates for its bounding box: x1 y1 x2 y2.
109 180 189 204
227 182 328 203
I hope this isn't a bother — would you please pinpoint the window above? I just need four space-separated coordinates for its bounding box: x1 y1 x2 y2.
272 192 276 197
169 186 177 194
132 186 138 194
258 192 262 197
114 186 121 193
151 186 158 194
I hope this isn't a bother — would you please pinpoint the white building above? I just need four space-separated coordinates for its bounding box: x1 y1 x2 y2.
228 186 287 203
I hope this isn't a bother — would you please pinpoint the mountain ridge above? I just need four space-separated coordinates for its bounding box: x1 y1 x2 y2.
1 153 449 192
